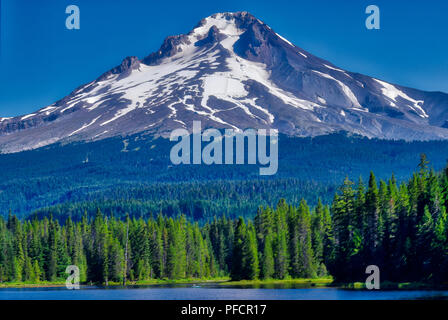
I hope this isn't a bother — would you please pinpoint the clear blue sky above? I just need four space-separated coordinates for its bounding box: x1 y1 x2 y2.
0 0 447 117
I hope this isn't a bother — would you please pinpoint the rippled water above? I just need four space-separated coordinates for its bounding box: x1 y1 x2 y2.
1 284 448 300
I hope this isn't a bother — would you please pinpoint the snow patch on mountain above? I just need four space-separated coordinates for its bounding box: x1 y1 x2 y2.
193 14 243 38
21 114 36 120
276 33 294 47
312 70 363 110
373 78 427 118
69 115 102 136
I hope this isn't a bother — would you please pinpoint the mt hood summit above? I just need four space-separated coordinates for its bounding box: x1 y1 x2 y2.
2 11 448 153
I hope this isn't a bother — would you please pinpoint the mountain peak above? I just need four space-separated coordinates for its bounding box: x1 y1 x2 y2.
2 12 448 153
191 11 265 38
196 11 259 27
142 11 284 67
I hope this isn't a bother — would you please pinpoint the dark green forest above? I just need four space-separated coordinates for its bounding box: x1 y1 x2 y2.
3 133 448 219
1 155 448 284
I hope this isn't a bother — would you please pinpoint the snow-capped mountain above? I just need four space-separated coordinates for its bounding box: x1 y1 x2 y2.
1 11 448 153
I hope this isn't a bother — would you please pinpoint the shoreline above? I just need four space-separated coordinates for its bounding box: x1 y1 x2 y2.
220 278 333 287
0 282 66 288
336 281 448 290
1 278 447 290
0 278 331 289
0 278 230 289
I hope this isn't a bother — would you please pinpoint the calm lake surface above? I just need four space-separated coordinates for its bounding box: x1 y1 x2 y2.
1 283 448 300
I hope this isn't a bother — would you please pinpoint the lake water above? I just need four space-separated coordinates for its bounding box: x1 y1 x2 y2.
1 283 448 300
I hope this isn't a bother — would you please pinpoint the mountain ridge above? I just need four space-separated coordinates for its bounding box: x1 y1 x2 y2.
1 11 448 153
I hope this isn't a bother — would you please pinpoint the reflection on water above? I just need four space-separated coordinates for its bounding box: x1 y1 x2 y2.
1 283 448 300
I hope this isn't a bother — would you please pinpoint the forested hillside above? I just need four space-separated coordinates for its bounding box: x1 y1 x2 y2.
1 155 448 284
2 133 448 219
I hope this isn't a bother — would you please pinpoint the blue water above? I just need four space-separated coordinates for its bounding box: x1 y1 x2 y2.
1 284 448 300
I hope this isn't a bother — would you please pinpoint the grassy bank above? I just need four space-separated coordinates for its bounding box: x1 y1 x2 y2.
2 278 445 290
339 281 448 290
0 278 331 288
220 278 333 287
0 278 230 289
108 278 230 286
0 281 66 288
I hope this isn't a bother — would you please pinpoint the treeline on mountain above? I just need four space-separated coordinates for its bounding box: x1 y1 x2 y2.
2 155 448 284
2 133 448 217
29 179 333 223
